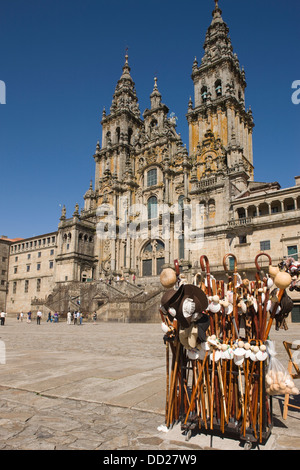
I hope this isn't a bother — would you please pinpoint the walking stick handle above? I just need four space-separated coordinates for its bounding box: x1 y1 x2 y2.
223 253 237 273
255 253 272 272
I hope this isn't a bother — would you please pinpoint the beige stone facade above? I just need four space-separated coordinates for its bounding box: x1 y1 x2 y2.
3 1 300 321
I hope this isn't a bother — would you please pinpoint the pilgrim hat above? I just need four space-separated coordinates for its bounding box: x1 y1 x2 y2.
162 284 208 329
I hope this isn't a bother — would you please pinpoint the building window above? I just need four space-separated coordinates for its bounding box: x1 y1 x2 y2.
147 196 158 220
49 261 54 269
24 280 29 293
37 279 41 292
27 254 31 260
50 249 54 256
13 281 17 294
147 169 157 187
14 267 18 274
239 235 247 244
26 265 30 272
229 256 235 271
38 252 41 258
260 240 271 251
288 245 298 261
15 256 18 262
37 263 41 271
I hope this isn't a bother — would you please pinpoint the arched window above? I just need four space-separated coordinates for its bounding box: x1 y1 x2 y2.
215 79 222 97
141 240 165 276
147 168 157 187
116 127 120 143
148 196 158 219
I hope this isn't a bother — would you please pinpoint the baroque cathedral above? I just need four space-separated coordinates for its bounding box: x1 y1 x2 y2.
2 1 300 319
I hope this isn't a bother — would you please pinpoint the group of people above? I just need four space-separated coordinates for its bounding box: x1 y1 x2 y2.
14 310 98 325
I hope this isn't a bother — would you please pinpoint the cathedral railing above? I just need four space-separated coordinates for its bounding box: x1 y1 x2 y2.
228 217 253 227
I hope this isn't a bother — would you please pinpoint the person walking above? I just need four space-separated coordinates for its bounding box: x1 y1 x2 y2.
79 312 83 325
0 311 6 326
27 311 32 323
20 311 24 322
47 312 52 323
36 310 42 325
73 312 77 325
92 312 97 324
67 311 71 325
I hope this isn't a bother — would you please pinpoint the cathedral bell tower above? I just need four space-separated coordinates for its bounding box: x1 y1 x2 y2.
94 53 143 201
187 0 255 183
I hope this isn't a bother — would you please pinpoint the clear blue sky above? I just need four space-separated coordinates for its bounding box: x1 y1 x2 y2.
0 0 299 239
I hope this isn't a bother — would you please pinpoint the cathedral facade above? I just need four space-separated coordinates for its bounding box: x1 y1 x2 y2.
3 1 300 319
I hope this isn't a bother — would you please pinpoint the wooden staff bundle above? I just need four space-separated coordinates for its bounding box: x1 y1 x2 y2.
159 252 294 447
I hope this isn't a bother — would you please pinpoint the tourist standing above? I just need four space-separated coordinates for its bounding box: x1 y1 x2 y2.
47 312 52 322
20 311 24 322
36 310 42 325
67 311 71 325
92 312 97 324
0 311 6 326
73 312 77 325
27 311 32 323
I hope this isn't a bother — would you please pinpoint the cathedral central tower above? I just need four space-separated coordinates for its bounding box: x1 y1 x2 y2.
187 0 254 182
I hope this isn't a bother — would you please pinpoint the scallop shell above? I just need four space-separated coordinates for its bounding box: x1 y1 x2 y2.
249 351 258 361
210 350 221 362
234 347 246 357
223 348 234 360
209 303 221 313
201 341 210 351
291 387 299 395
225 304 233 315
187 349 200 360
256 350 268 361
161 322 169 334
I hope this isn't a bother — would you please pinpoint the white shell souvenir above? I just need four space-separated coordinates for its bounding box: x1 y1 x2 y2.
201 341 210 351
256 350 268 361
187 348 200 360
233 348 245 366
210 350 221 362
223 347 234 360
161 322 169 334
225 303 233 315
208 295 221 313
249 351 258 361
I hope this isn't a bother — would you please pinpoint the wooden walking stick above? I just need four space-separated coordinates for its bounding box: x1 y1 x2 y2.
255 253 272 340
184 352 208 425
223 253 239 338
210 349 216 429
200 255 215 334
217 361 227 423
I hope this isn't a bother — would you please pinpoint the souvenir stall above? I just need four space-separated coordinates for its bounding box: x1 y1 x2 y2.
159 253 299 449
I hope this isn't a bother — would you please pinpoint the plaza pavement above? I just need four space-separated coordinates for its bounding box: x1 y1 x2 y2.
0 317 299 451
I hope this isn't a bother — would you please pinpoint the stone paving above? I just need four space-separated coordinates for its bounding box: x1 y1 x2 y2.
0 317 299 451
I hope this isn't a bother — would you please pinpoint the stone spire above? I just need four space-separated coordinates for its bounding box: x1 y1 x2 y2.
108 52 141 119
150 77 162 109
